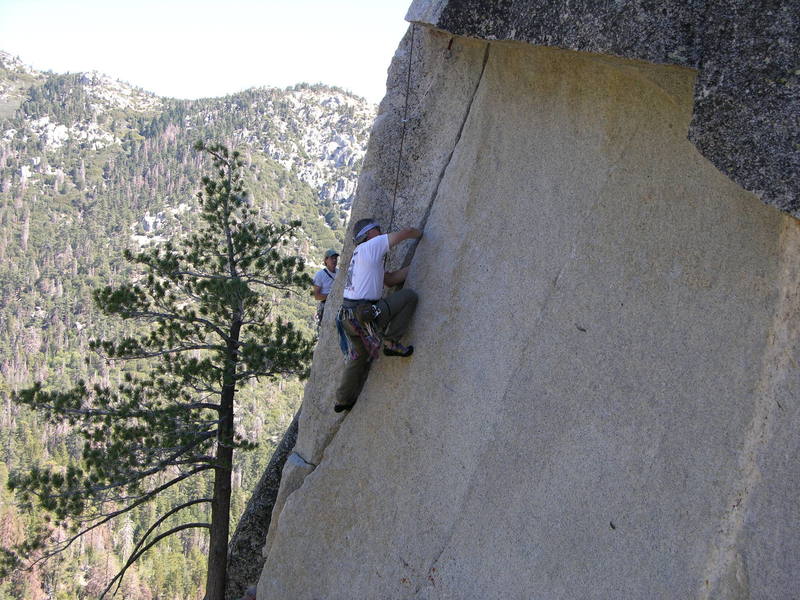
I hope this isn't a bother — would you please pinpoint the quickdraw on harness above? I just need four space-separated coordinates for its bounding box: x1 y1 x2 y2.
336 303 382 362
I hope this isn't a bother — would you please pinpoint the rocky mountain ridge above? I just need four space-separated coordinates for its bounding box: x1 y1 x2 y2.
0 51 375 219
0 51 44 117
187 85 372 210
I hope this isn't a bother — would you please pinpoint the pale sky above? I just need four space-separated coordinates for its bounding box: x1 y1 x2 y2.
0 0 412 103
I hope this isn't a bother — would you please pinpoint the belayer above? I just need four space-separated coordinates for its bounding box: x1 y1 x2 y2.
334 218 422 413
312 248 339 328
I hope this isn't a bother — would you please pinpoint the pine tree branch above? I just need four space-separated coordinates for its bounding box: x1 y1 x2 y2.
27 465 213 569
240 318 266 326
182 381 224 395
171 456 216 465
108 498 212 596
26 401 213 420
104 343 226 360
243 277 301 292
203 145 229 165
114 431 218 468
234 369 274 382
101 521 211 599
166 269 237 281
243 226 302 261
117 308 230 343
235 364 306 381
178 401 221 411
40 434 217 501
74 457 216 512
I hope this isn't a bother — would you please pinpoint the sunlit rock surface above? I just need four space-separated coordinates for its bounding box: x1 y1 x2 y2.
407 0 800 215
255 5 800 599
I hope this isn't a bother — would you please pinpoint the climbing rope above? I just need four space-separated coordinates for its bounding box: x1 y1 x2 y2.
387 23 415 234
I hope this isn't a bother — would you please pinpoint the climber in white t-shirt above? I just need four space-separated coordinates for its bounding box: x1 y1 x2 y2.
334 217 422 412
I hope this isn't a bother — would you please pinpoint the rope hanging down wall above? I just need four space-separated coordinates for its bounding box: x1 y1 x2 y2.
387 23 415 234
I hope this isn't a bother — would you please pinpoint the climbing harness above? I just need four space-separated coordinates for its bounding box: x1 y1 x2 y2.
336 302 383 362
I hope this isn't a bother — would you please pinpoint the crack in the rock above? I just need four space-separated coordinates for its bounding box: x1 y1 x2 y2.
401 41 492 269
287 451 317 469
698 218 800 599
268 38 495 595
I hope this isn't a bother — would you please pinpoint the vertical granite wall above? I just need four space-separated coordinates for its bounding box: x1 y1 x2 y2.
255 18 799 600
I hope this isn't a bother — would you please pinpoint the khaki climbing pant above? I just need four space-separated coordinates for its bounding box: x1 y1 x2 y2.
335 288 418 407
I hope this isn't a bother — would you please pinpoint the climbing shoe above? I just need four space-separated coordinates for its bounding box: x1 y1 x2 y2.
334 402 355 413
383 341 414 357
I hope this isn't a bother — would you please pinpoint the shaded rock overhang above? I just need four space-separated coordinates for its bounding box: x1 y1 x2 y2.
407 0 800 215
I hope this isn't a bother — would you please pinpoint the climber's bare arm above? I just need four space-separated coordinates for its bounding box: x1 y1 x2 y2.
384 267 409 287
312 284 326 302
387 228 422 248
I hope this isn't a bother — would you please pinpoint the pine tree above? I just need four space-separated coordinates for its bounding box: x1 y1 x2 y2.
4 142 314 599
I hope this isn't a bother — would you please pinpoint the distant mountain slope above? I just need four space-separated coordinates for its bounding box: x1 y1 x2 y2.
0 51 375 383
0 52 44 118
0 51 375 600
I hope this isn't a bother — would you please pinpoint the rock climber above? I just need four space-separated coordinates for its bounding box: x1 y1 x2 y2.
312 248 339 326
334 217 422 412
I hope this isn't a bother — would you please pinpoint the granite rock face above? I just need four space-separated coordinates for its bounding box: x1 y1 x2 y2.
255 9 800 600
408 0 800 214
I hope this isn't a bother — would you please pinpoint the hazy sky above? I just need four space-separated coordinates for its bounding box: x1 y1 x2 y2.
0 0 412 103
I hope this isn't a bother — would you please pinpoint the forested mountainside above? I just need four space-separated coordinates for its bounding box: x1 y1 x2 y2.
0 51 375 599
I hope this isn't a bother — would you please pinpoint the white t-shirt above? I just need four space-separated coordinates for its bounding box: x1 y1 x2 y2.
312 268 337 296
343 234 389 300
